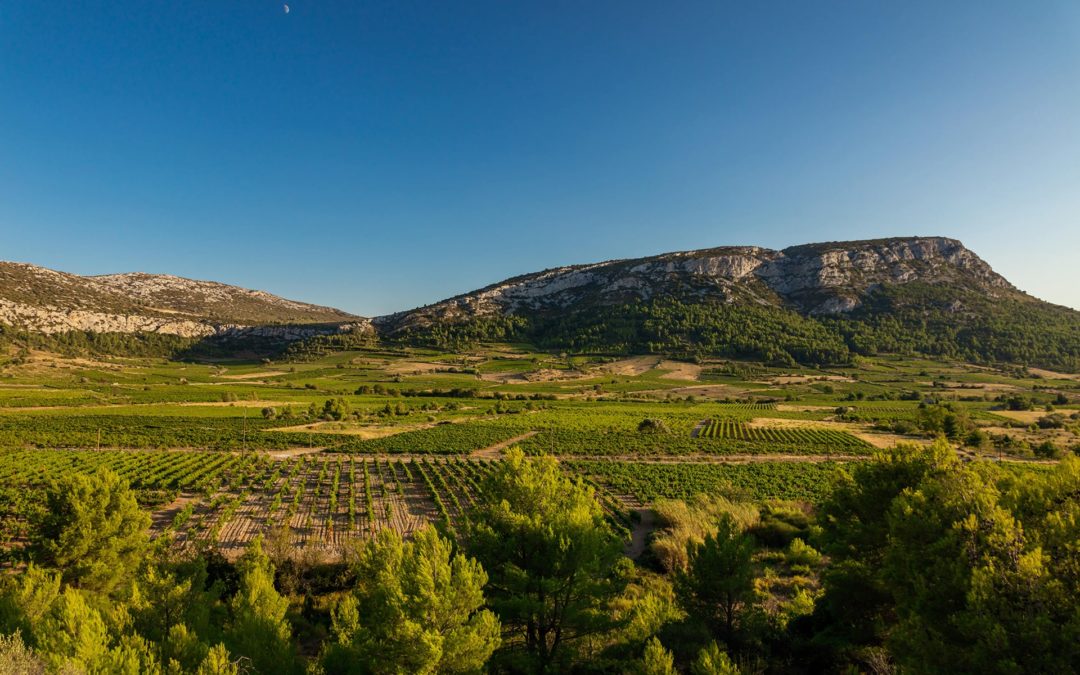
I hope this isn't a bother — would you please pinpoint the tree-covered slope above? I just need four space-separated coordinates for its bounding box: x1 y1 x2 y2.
379 237 1080 371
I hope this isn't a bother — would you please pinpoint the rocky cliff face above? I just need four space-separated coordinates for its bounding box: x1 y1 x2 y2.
0 262 368 338
0 237 1020 341
377 237 1017 331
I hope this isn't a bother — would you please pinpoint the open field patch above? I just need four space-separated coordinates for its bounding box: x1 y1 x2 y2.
213 370 288 380
602 355 663 376
657 359 702 381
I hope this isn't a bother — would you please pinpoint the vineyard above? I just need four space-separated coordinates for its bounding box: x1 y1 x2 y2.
166 455 507 559
0 448 634 561
0 414 345 451
568 460 843 503
694 419 870 450
0 346 1067 569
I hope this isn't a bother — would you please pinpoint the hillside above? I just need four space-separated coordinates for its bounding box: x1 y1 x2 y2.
376 237 1080 371
0 262 364 340
3 238 1078 370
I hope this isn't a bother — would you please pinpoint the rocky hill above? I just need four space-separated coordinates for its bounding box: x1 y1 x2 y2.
0 262 366 340
2 237 1077 370
376 237 1080 371
377 237 1015 329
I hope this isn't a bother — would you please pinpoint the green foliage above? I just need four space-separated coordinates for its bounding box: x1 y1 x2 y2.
225 539 297 674
29 468 150 595
497 299 853 366
695 420 869 450
638 637 676 675
325 526 500 674
828 282 1080 372
0 323 200 359
467 449 626 671
0 414 342 451
815 443 1080 673
690 641 741 675
571 461 842 503
0 631 46 674
637 418 671 434
394 316 530 351
131 557 219 670
196 644 241 675
785 538 822 568
35 587 113 673
649 496 759 573
0 565 61 643
675 515 756 645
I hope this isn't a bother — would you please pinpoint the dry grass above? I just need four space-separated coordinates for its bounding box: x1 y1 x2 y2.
650 494 760 573
603 355 663 376
657 360 702 381
989 410 1049 424
265 421 436 438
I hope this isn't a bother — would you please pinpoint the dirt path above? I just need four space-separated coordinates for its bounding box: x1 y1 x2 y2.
265 446 329 460
625 507 655 559
567 453 869 464
470 431 539 459
608 492 655 559
150 493 197 531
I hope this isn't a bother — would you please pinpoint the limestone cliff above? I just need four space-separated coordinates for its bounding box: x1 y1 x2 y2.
0 261 368 338
376 236 1017 331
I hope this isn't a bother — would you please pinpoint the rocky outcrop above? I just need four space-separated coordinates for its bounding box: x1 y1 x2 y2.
0 261 364 338
0 237 1022 341
757 238 1012 313
0 297 371 339
377 236 1018 331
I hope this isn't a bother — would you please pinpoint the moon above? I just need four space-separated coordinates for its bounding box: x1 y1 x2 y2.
283 4 290 13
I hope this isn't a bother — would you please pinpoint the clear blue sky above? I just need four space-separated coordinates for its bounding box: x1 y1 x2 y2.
2 1 1079 315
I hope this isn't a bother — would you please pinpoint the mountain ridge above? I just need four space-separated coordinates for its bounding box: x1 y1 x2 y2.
1 236 1077 371
369 236 1080 371
0 261 366 340
374 236 1018 331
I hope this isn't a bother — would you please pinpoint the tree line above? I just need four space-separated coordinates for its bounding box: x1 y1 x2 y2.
1 444 1079 673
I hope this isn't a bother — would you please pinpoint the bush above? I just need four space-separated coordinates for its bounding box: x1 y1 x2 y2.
1037 414 1066 429
1034 441 1064 460
785 538 823 567
638 418 671 434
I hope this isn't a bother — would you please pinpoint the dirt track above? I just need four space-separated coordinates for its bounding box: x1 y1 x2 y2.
470 431 539 459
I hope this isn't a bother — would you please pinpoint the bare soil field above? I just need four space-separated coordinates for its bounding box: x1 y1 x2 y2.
1028 367 1080 381
657 360 702 381
384 360 448 375
770 374 854 385
603 356 663 376
988 410 1048 424
265 421 436 438
639 384 752 399
214 370 288 380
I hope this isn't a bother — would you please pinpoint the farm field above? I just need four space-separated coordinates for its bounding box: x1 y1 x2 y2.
0 343 1076 564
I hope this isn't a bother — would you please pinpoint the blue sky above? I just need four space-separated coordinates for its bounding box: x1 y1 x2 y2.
2 1 1079 315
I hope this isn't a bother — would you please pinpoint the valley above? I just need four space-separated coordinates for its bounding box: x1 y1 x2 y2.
1 237 1078 673
0 340 1075 561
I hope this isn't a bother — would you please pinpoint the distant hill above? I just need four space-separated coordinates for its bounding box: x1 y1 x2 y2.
0 262 367 343
2 238 1077 370
375 237 1080 371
